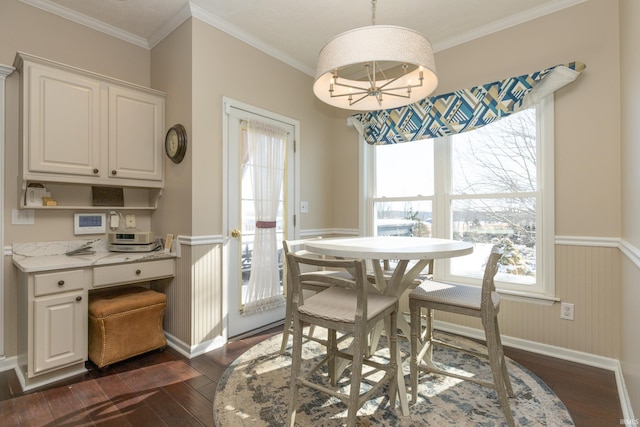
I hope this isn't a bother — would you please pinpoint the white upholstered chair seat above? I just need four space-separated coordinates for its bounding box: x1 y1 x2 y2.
299 286 398 324
411 280 500 311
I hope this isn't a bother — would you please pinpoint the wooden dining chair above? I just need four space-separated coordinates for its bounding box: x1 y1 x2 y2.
409 245 515 426
280 238 351 354
286 251 400 427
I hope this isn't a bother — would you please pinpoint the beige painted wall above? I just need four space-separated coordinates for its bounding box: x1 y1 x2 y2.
620 0 640 416
151 20 194 237
188 19 341 235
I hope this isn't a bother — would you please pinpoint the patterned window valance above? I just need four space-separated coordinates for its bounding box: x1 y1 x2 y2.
352 62 586 145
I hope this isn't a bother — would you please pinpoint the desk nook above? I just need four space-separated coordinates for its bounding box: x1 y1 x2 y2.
13 240 175 391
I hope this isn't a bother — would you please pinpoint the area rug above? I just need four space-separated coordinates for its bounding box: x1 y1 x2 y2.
214 331 574 426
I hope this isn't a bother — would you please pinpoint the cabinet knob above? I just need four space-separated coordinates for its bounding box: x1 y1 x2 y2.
135 269 141 275
76 296 82 302
93 168 99 174
58 280 65 286
111 170 117 175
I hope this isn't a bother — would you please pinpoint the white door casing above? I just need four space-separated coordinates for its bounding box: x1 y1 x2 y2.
222 98 299 338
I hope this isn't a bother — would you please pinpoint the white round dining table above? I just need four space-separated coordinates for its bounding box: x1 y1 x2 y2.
304 236 474 415
305 236 473 261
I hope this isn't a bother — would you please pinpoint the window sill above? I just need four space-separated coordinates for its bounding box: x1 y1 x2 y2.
497 288 559 306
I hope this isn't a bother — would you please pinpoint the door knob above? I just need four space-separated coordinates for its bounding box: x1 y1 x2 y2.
231 229 241 238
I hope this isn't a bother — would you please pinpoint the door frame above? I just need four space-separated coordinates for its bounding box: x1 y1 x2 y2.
221 97 300 339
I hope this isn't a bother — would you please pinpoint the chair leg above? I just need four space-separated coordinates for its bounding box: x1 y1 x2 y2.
483 317 515 427
424 308 434 365
494 320 514 396
328 328 338 386
409 302 420 404
346 331 365 427
368 321 383 356
280 311 292 355
388 310 401 412
287 316 303 426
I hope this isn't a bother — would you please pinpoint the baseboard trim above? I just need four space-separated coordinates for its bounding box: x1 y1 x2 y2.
0 354 15 373
164 331 227 359
433 320 635 421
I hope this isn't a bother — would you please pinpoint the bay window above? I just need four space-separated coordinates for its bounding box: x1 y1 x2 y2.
363 98 555 300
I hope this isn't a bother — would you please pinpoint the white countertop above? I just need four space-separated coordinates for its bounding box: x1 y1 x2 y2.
12 239 176 273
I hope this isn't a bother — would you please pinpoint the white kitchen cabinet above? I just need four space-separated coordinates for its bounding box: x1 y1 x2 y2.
15 256 175 391
108 86 164 182
17 268 90 388
14 52 166 202
23 62 102 178
34 289 87 375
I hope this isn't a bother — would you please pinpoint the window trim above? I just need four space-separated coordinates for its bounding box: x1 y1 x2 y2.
357 96 556 302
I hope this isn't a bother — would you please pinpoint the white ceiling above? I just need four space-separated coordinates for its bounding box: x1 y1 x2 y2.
21 0 586 76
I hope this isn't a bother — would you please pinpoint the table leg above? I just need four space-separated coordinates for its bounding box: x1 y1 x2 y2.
384 316 409 416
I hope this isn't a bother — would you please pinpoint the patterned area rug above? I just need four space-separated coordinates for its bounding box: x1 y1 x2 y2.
214 331 574 426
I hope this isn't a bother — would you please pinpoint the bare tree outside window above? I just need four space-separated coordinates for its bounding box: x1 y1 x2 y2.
451 108 537 281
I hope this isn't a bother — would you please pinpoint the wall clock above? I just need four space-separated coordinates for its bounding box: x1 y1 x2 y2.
165 124 187 163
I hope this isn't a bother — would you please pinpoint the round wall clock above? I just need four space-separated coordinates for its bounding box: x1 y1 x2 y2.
165 124 187 163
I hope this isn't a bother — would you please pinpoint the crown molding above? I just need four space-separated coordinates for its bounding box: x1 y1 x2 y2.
433 0 588 52
20 0 587 76
147 2 193 49
0 65 14 77
187 2 314 76
19 0 149 48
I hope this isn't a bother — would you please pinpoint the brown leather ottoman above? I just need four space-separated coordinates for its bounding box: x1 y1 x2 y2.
88 286 167 369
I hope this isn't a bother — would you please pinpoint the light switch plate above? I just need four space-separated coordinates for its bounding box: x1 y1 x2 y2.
12 209 35 225
125 214 136 228
300 201 309 213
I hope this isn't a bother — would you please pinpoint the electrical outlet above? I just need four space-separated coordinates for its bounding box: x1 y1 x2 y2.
125 214 136 228
560 302 574 320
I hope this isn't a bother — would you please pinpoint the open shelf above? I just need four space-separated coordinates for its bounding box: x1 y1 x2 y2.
20 180 162 210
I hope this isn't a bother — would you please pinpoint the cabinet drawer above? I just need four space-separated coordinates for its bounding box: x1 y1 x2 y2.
34 270 87 297
93 259 174 288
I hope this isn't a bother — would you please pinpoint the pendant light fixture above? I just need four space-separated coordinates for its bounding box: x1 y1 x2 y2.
313 0 438 111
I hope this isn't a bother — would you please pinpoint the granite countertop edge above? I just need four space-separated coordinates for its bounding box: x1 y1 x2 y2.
12 239 176 273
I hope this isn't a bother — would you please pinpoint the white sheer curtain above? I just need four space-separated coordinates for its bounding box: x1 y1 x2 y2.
242 119 287 315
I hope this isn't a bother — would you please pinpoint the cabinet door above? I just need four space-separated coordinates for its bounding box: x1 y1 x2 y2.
108 86 164 182
26 63 101 177
34 290 87 374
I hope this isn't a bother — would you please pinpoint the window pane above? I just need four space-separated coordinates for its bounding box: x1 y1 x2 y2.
451 198 536 285
375 139 434 197
374 200 432 237
452 108 536 195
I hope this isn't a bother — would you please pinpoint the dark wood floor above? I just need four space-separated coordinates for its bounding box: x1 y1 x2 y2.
0 326 623 426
